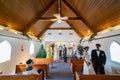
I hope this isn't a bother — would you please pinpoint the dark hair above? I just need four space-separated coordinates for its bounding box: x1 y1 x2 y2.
37 69 44 80
26 59 32 64
96 44 101 47
37 69 43 74
83 46 89 49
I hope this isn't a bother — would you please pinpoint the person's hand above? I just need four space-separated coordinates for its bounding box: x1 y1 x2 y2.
87 61 91 66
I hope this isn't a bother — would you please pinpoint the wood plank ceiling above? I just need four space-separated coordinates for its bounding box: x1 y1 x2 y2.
0 0 120 38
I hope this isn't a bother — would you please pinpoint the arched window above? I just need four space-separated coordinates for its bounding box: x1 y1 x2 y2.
30 42 34 55
110 41 120 63
0 40 12 63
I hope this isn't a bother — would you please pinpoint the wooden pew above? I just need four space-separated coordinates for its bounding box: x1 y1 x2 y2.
15 64 48 78
0 71 2 74
75 72 120 80
69 59 84 73
0 72 43 80
32 58 54 65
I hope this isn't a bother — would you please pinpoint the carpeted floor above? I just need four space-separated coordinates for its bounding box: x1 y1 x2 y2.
46 59 73 80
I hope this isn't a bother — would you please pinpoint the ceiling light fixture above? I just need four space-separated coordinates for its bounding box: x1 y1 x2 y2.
50 0 68 23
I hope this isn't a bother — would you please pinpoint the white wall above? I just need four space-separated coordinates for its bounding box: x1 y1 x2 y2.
81 28 120 74
0 30 40 74
44 30 80 42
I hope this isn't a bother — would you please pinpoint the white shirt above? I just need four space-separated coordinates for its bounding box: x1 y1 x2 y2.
23 69 39 75
96 50 100 57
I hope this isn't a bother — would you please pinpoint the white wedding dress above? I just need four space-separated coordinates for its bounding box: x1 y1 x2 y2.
53 47 59 61
83 52 96 74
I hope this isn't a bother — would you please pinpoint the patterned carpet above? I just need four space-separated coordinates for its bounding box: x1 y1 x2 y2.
46 59 73 80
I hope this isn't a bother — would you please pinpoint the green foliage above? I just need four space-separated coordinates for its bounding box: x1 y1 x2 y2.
88 33 97 42
36 44 46 58
77 44 84 55
79 38 83 44
46 48 52 58
22 33 32 40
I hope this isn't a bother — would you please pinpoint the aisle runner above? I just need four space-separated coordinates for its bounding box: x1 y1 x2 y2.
46 60 73 80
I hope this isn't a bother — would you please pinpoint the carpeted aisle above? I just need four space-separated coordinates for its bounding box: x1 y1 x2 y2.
46 60 73 80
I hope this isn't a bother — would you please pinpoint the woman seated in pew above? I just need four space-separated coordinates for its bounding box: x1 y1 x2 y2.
23 59 44 79
83 46 96 75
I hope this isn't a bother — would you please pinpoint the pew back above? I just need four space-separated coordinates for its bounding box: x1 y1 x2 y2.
75 72 120 80
32 58 53 65
15 64 26 73
70 59 84 73
0 73 43 80
69 59 84 65
16 64 48 78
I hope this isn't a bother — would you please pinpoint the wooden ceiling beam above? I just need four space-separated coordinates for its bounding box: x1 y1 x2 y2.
37 23 53 38
47 28 73 30
62 0 95 33
37 1 59 38
23 0 56 33
66 21 83 38
37 17 82 20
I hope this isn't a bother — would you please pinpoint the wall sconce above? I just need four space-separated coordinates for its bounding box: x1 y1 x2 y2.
21 45 24 52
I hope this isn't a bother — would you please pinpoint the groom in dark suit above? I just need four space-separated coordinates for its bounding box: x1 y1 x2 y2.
91 44 106 74
63 44 67 63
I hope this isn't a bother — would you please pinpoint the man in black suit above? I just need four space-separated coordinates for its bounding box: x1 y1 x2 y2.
63 44 67 63
91 44 106 74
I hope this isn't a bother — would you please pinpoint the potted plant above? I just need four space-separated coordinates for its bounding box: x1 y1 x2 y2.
77 44 84 56
36 44 46 58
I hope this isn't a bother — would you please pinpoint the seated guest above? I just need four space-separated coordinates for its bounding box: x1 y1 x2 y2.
23 59 44 79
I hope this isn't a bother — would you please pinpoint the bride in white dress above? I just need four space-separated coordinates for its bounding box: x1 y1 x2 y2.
53 45 59 62
83 46 96 75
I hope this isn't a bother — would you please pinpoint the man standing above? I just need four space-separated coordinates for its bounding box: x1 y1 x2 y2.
63 44 67 63
58 43 63 58
91 44 106 74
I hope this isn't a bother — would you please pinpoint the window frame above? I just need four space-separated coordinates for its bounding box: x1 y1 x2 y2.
0 40 12 63
110 41 120 63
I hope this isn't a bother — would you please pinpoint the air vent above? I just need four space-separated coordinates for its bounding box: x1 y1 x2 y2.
58 33 62 35
69 33 73 35
48 33 52 35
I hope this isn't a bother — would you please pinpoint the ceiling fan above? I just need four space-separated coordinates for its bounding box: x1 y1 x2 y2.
50 0 68 23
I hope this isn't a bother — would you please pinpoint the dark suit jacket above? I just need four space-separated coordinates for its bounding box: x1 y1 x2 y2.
63 47 67 56
91 49 106 66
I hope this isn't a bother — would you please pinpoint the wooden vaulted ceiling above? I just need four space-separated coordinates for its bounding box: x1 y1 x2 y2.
0 0 120 38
